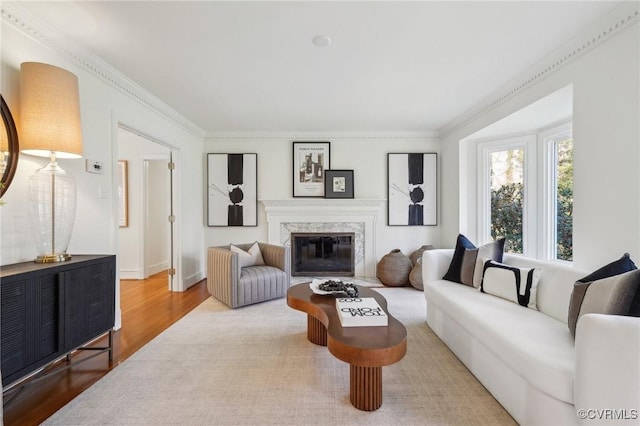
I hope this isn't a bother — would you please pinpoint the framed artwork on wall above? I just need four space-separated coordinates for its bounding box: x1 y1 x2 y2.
324 169 354 199
118 160 129 228
292 141 330 197
207 153 258 227
387 153 437 226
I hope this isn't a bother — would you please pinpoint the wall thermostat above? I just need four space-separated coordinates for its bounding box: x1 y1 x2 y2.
86 160 104 174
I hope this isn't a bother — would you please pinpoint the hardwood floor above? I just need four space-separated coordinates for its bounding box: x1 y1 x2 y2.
2 272 210 426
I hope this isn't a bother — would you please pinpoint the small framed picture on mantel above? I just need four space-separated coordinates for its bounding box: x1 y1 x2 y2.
324 170 354 199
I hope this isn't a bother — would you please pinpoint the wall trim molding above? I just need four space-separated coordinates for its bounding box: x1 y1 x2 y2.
206 131 439 141
1 3 205 139
439 2 639 138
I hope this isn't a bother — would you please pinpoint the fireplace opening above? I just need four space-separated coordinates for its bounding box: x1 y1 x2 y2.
291 232 355 276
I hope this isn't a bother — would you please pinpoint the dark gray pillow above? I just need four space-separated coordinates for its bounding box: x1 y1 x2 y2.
577 253 637 283
443 234 475 284
443 234 505 287
568 268 640 338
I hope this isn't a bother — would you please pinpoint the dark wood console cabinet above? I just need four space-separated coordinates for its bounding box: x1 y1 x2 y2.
0 255 116 388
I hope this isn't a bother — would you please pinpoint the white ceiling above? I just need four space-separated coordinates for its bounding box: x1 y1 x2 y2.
17 1 622 134
467 84 574 140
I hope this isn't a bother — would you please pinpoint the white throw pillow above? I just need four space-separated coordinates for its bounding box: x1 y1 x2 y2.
480 260 541 309
230 242 265 268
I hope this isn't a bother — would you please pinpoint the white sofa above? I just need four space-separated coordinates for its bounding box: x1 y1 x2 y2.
423 249 640 425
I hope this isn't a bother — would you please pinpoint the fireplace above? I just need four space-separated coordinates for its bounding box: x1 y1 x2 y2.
261 199 385 277
291 232 355 276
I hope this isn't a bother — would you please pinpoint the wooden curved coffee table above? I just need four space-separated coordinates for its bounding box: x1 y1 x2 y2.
287 283 407 411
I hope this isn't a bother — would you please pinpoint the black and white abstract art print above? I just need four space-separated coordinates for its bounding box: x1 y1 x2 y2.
387 153 437 226
207 153 258 227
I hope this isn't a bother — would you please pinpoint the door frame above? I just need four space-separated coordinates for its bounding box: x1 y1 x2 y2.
114 123 183 291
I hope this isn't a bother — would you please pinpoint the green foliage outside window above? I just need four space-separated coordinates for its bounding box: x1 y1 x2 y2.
490 148 524 254
491 182 523 254
488 140 573 260
556 139 573 261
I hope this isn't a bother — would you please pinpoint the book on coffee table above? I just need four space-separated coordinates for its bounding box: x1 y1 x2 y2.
335 297 388 327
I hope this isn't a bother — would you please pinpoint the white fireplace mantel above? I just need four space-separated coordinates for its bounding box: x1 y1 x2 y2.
261 199 385 277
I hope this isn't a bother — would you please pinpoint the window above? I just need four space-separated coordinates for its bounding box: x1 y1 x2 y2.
489 147 524 253
477 136 534 255
543 124 573 262
475 122 573 261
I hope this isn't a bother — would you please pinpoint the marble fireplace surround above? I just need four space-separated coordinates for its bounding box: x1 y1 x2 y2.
261 199 385 277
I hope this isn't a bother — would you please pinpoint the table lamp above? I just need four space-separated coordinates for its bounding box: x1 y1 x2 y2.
20 62 83 263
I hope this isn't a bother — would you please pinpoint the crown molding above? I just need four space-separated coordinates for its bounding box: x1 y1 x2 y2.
206 131 439 142
439 2 639 138
1 2 205 139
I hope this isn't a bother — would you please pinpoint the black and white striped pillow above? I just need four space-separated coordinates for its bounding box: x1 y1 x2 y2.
480 260 541 309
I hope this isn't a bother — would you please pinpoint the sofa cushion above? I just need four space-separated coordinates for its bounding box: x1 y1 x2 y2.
480 260 541 309
502 254 586 324
472 241 506 288
577 252 637 283
231 242 265 268
425 279 575 404
443 234 505 287
568 268 640 338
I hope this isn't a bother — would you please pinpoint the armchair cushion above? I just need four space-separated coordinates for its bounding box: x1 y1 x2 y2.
231 242 265 268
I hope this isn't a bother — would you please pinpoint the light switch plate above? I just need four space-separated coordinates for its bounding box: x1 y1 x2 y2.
86 160 104 174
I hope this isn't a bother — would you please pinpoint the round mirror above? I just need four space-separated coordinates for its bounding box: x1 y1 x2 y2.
1 94 19 198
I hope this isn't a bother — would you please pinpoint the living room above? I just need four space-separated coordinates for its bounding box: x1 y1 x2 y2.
1 1 639 424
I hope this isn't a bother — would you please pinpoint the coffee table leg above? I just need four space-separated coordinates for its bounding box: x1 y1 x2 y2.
307 315 327 346
350 365 382 411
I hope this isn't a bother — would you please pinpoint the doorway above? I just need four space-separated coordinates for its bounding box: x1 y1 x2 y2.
117 125 177 290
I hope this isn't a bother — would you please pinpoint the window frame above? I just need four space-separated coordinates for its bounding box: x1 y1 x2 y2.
539 121 573 262
471 120 573 263
476 134 536 256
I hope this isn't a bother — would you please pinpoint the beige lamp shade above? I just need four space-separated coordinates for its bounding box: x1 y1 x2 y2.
20 62 83 159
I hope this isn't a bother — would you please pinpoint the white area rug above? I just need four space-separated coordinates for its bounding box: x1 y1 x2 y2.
44 287 515 425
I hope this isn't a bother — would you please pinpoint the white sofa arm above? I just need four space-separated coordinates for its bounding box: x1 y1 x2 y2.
422 249 454 284
574 313 640 425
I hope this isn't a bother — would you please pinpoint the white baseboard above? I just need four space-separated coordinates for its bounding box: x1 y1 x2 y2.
148 261 169 277
183 270 205 290
120 269 143 280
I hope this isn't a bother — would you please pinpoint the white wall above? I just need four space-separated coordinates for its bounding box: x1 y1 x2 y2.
204 134 441 273
118 129 170 279
1 18 206 326
440 21 640 270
